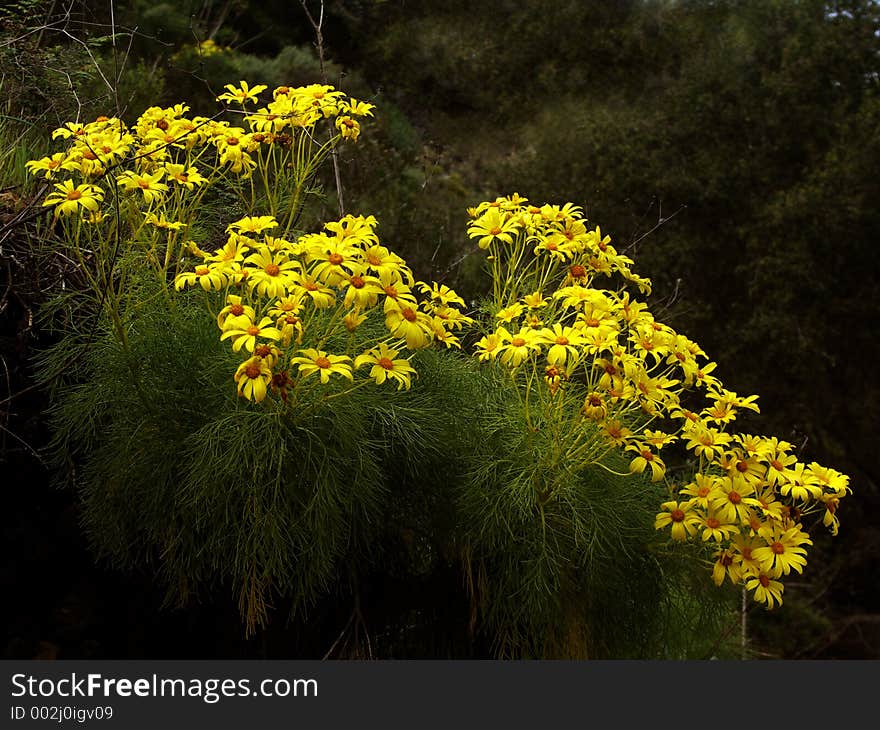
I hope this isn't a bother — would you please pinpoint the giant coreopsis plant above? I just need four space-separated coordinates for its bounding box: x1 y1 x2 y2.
27 79 850 658
463 194 850 612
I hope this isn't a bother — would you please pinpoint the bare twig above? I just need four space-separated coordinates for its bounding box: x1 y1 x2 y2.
300 0 345 216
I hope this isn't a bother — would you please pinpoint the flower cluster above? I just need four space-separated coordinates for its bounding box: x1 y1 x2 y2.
27 81 374 222
467 193 850 609
175 213 471 402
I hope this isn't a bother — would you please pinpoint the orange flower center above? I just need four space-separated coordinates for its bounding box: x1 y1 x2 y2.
377 357 395 370
706 517 720 529
771 459 784 471
670 509 685 522
641 450 654 461
254 345 271 358
697 486 710 497
66 189 82 201
304 281 319 291
315 356 331 369
728 491 742 504
230 304 244 316
555 336 569 346
137 180 151 189
771 541 785 555
82 150 98 160
489 226 502 236
588 394 602 407
741 547 753 560
350 276 365 288
195 267 210 276
511 337 526 347
265 263 280 276
402 308 418 322
736 460 750 473
245 363 261 379
758 575 771 588
328 253 344 265
246 326 260 336
226 137 239 146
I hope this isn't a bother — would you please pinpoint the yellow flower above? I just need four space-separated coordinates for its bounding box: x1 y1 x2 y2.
537 323 586 367
806 462 850 496
117 170 168 204
244 247 301 299
293 273 336 309
710 475 754 524
712 549 743 587
753 522 812 577
354 343 416 390
217 81 268 105
474 332 503 362
495 303 524 324
292 349 353 384
655 501 700 541
745 572 784 609
522 291 548 309
697 510 739 542
220 316 282 353
144 212 185 230
581 392 607 420
341 268 383 310
26 153 69 179
42 180 104 217
685 424 732 461
627 442 666 482
227 215 278 235
164 163 208 189
385 302 433 349
335 116 361 141
343 310 367 332
679 474 722 510
467 208 520 249
216 295 256 331
416 281 466 308
234 357 273 402
778 463 823 502
174 263 228 292
497 326 541 368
